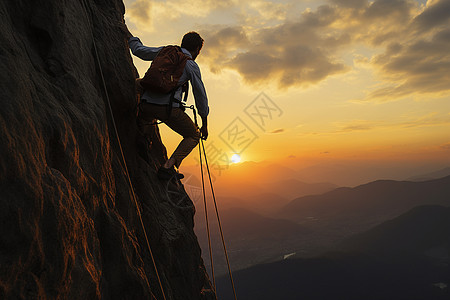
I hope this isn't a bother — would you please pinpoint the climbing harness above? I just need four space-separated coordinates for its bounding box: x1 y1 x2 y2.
79 1 167 299
139 82 190 126
188 105 239 300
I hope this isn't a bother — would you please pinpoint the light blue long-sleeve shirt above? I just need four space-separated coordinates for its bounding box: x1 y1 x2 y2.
128 37 209 118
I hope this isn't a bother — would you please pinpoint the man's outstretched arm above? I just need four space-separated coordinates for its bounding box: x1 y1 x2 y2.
118 21 161 61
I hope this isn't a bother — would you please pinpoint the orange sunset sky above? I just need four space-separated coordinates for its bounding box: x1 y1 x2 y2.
123 0 450 184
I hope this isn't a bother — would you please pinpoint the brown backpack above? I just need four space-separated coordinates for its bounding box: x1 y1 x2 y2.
140 46 191 94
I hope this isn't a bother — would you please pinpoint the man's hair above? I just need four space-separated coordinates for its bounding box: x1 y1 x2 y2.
181 31 204 52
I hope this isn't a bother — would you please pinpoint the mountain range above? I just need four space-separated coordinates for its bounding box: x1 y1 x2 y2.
195 207 309 275
216 205 450 300
278 175 450 237
407 167 450 182
195 175 450 278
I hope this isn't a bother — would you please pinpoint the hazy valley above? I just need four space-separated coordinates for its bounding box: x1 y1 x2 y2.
188 165 450 298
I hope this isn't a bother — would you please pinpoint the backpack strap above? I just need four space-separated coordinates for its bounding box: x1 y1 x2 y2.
167 82 189 117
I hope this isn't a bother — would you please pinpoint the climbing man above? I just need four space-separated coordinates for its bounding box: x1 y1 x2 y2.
120 22 209 180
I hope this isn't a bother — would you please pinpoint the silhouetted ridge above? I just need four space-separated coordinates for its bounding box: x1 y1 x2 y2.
408 167 450 182
340 205 450 258
217 206 450 300
279 176 450 233
195 207 310 276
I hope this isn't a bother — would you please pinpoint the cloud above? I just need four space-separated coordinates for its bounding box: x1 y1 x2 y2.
202 26 250 73
126 0 152 25
126 0 237 28
243 0 289 24
302 113 450 137
324 0 450 100
153 0 235 19
270 129 285 134
340 123 374 132
358 0 450 100
367 27 450 100
413 0 450 31
329 0 367 9
399 113 450 128
440 142 450 150
228 36 349 88
363 0 414 21
342 113 450 132
202 5 351 88
126 0 450 98
201 0 421 90
334 120 376 132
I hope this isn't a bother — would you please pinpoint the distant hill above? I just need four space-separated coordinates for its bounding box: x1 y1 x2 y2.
223 161 302 183
339 205 450 258
263 178 337 200
278 176 450 238
217 253 450 300
196 176 450 277
194 207 310 275
407 167 450 182
196 207 309 241
209 193 291 215
217 206 450 300
184 171 337 215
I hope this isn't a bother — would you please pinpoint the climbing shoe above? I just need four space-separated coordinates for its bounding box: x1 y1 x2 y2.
157 166 185 180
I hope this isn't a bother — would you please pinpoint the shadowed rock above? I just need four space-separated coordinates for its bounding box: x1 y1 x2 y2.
0 0 213 299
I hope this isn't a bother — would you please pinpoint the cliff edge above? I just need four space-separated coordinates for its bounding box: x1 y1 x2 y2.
0 0 212 299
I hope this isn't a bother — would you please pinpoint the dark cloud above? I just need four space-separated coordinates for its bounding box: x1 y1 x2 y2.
206 26 249 47
201 0 450 97
202 26 249 73
329 0 368 9
203 9 350 88
413 0 450 31
349 0 417 47
228 45 348 88
363 0 414 21
368 25 450 99
300 4 339 27
127 0 151 25
347 0 450 99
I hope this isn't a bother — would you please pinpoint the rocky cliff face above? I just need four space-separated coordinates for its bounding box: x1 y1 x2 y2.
0 0 212 299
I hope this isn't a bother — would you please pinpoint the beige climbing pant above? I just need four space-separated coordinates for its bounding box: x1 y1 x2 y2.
138 102 200 168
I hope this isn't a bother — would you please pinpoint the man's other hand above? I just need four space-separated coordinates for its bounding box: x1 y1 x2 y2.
200 125 208 140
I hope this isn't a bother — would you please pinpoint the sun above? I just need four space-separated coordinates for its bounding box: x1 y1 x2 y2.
230 154 241 164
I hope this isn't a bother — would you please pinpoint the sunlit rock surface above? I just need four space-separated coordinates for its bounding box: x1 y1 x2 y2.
0 0 212 299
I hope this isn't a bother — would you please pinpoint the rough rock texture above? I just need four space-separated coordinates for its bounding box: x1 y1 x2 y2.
0 0 213 299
